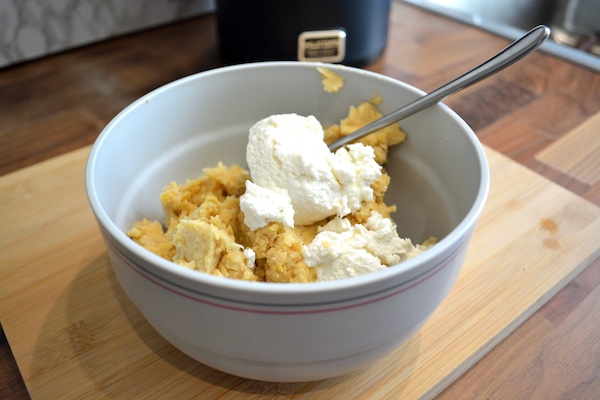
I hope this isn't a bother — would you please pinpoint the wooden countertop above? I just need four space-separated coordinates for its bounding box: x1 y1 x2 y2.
1 1 599 398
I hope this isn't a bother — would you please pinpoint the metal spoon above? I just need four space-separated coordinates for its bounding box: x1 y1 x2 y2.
328 25 550 152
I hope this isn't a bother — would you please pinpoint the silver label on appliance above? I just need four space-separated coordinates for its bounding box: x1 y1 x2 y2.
297 29 346 63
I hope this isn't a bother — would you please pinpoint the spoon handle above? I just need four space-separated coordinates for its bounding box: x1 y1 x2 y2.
328 25 550 151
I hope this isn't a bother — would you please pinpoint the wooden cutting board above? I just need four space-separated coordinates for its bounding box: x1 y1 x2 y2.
1 144 599 399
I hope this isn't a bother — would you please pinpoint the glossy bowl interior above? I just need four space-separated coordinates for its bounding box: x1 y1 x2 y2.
86 61 489 382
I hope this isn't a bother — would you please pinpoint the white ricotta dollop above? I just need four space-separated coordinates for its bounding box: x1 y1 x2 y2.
303 212 420 281
241 113 381 228
239 180 294 230
243 247 256 270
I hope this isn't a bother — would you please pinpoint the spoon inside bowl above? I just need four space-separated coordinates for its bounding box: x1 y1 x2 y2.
328 25 550 152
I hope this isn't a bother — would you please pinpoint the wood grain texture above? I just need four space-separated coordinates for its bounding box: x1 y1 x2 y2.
0 326 28 399
439 256 600 399
536 111 600 186
0 14 222 176
0 144 598 399
1 1 600 398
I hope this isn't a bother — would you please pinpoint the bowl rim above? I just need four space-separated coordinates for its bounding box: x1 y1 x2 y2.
85 61 490 296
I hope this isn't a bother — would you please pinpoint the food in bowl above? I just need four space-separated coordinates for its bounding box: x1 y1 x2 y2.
317 66 345 93
128 91 435 282
85 62 489 382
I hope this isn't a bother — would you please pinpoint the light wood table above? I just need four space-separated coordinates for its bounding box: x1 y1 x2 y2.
1 1 599 398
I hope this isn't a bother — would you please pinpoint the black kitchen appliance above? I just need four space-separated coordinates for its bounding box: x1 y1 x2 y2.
216 0 392 66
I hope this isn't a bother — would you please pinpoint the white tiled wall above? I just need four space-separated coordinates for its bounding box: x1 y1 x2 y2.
0 0 216 68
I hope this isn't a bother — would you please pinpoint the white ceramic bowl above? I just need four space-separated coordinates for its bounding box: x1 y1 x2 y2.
85 62 489 382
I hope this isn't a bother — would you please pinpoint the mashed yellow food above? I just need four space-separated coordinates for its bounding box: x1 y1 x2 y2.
317 66 345 93
128 93 413 283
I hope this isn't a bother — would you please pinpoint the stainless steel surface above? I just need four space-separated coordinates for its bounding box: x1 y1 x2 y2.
402 0 600 72
328 26 550 152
